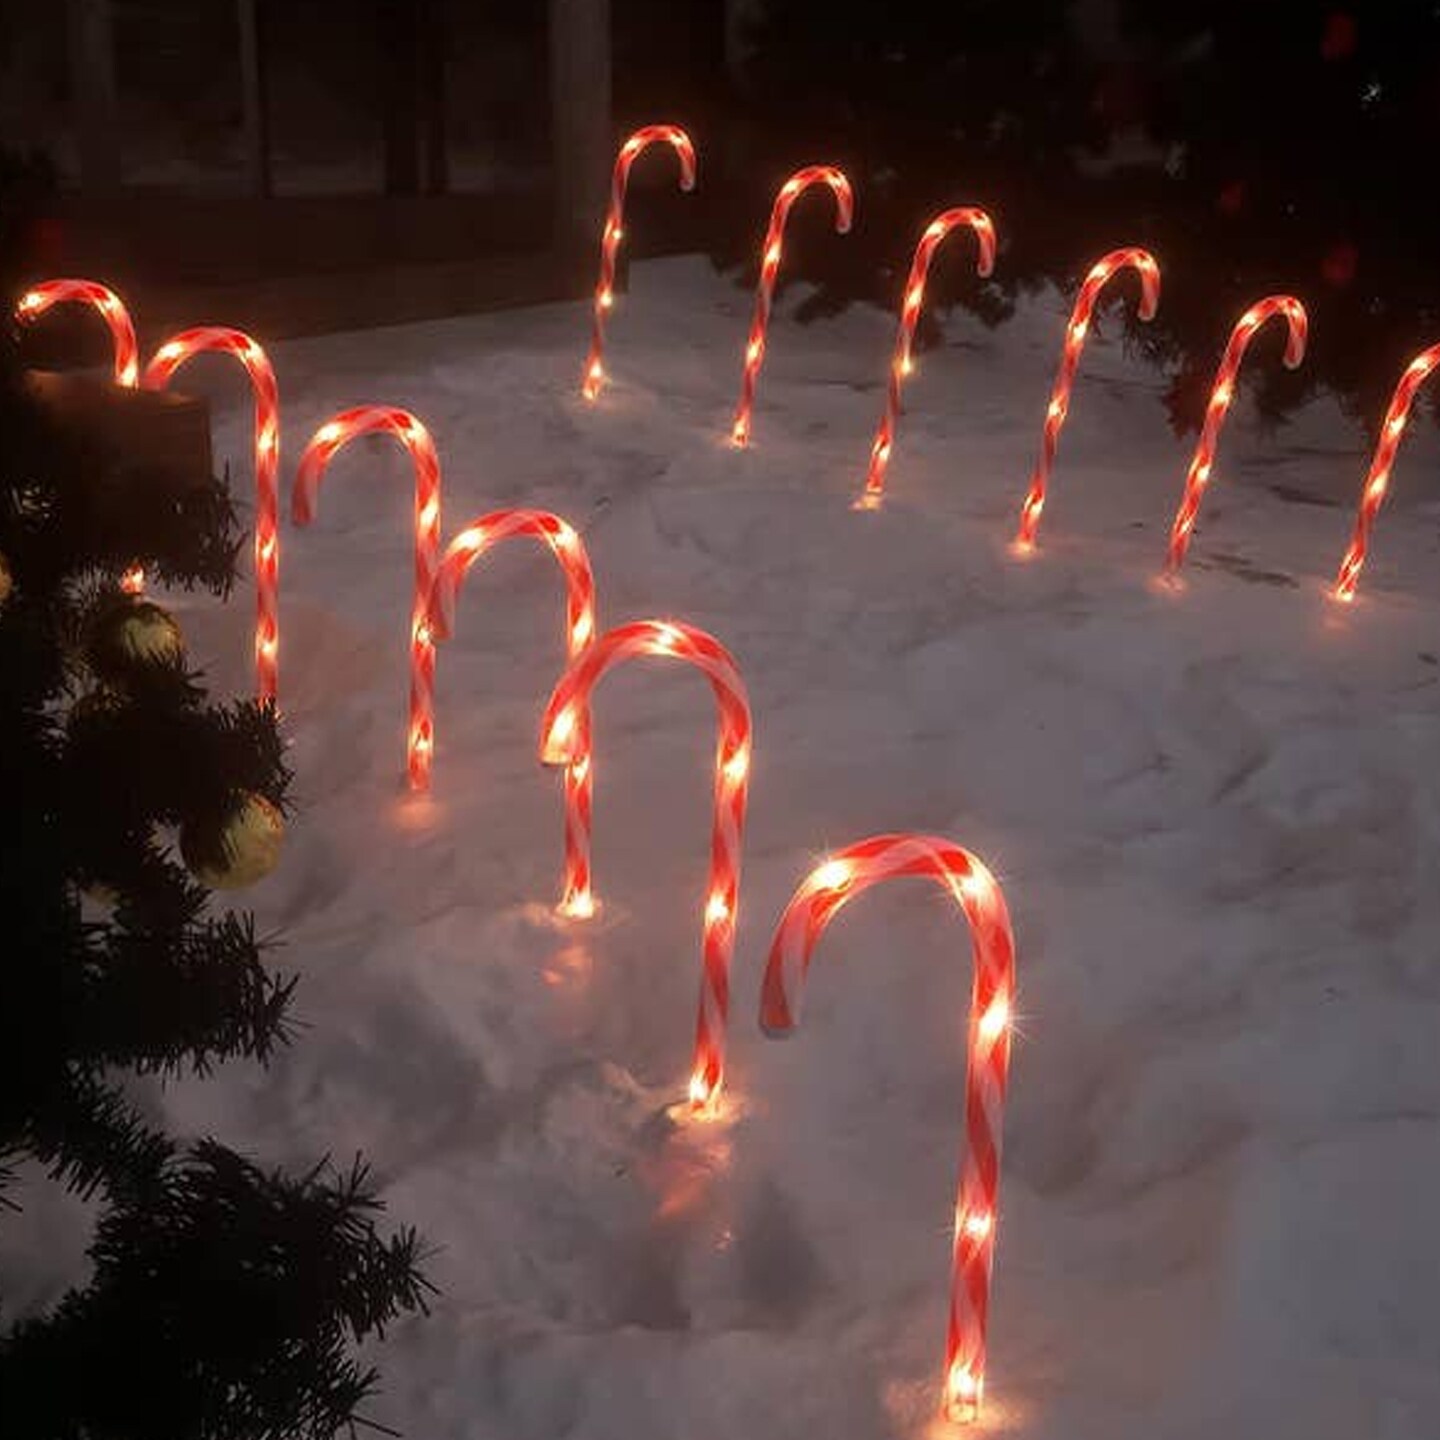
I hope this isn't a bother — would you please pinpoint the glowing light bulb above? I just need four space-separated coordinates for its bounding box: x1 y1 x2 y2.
945 1361 981 1422
18 290 41 312
722 745 749 784
571 611 594 648
599 288 614 310
548 706 577 751
458 525 486 552
560 888 596 920
316 421 342 444
812 858 853 893
706 892 731 926
978 995 1010 1048
156 341 182 362
961 1209 993 1241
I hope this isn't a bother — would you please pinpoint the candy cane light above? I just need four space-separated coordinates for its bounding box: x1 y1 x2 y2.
582 124 697 401
1016 248 1161 548
145 328 281 700
731 165 853 447
1332 343 1440 602
429 509 598 916
17 278 139 387
538 620 751 1112
293 407 442 790
1165 296 1307 574
857 208 996 509
761 834 1017 1425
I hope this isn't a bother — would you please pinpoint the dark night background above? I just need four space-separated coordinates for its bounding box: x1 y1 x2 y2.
3 1 1439 448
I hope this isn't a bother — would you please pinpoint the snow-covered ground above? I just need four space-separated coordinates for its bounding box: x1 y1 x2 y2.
26 257 1440 1436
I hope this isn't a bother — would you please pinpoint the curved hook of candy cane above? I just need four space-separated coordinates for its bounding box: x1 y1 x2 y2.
144 327 281 703
1332 343 1440 603
428 509 598 917
293 406 442 791
857 207 997 509
730 165 854 447
16 278 140 387
1165 295 1308 574
760 833 1017 1425
1015 247 1161 548
538 619 752 1112
582 124 698 400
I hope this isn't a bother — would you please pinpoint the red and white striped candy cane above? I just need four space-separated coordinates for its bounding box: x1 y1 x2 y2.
538 620 751 1113
293 406 442 791
581 124 697 401
760 834 1017 1426
1333 343 1440 603
429 509 598 917
17 278 139 387
731 165 853 447
145 328 281 702
1015 247 1161 548
857 208 996 509
1166 295 1307 574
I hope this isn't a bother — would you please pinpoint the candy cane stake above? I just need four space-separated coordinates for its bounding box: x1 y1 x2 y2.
20 280 145 591
582 125 697 401
429 509 598 917
1165 296 1307 574
760 834 1017 1425
731 166 853 447
1332 343 1440 602
539 620 751 1113
145 328 281 701
1015 248 1161 548
856 208 996 509
17 278 139 387
293 407 442 790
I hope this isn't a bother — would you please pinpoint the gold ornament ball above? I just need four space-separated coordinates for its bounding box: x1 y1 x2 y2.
183 793 286 890
116 601 185 665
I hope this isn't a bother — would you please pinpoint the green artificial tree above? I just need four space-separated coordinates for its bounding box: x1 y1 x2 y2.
0 148 429 1440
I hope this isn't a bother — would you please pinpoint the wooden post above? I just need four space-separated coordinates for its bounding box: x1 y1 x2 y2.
237 0 272 197
548 0 611 261
66 0 121 194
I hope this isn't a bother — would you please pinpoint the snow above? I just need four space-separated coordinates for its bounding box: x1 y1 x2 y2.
32 256 1440 1435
